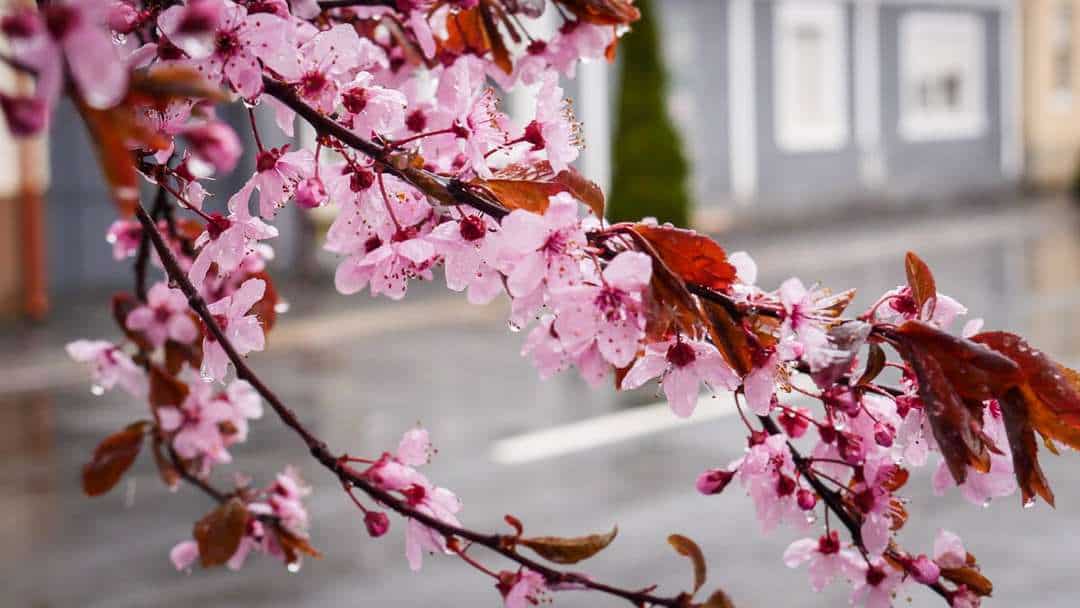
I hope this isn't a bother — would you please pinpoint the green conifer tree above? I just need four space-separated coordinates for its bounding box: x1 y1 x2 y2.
606 0 692 227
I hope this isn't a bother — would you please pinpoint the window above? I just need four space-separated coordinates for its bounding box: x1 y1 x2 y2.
899 12 986 141
1053 1 1074 108
773 1 849 152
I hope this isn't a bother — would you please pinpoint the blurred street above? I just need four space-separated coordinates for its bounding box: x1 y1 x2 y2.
4 196 1080 607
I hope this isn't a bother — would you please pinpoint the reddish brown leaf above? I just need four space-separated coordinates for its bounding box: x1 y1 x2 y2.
858 343 887 386
668 534 707 595
274 526 322 567
82 422 148 496
631 225 737 292
940 566 994 597
194 498 250 568
998 388 1055 507
896 322 1022 401
151 435 181 490
520 526 618 564
469 161 605 218
246 271 279 333
149 365 190 408
904 251 937 318
894 338 989 485
701 590 736 608
164 334 203 375
701 299 755 377
554 0 641 25
479 0 514 74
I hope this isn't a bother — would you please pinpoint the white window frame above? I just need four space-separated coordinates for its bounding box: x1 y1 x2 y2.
898 12 987 142
773 1 850 153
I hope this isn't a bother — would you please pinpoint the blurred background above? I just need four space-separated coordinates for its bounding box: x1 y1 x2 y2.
4 0 1080 606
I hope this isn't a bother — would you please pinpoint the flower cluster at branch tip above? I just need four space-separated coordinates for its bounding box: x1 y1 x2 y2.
19 1 1080 607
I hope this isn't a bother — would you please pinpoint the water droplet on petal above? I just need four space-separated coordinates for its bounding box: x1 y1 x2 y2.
112 32 127 46
274 299 291 314
805 512 817 524
507 320 521 333
287 561 301 573
1023 497 1036 509
91 384 105 396
981 499 992 509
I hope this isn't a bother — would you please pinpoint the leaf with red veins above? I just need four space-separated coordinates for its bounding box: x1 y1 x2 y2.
469 160 604 218
554 0 642 25
904 251 937 318
630 224 737 293
83 422 149 496
194 498 249 568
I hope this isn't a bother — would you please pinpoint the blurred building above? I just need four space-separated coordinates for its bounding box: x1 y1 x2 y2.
1023 0 1080 189
637 0 1024 224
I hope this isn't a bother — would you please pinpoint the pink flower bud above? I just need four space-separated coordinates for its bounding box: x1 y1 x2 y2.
909 554 941 585
0 94 48 136
364 510 390 537
696 468 735 495
296 176 328 209
1 10 40 39
779 407 810 438
108 2 141 34
874 422 895 447
796 488 817 511
184 121 241 175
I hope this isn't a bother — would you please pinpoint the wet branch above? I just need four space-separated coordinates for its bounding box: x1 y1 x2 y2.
131 200 690 608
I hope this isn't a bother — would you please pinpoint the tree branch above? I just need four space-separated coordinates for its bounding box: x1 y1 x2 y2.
131 200 689 607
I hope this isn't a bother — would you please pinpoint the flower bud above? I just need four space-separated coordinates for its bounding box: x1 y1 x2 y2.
108 2 141 34
779 407 810 439
184 121 241 175
364 510 390 537
0 94 48 137
696 468 735 495
874 422 895 448
796 488 817 511
908 554 941 585
296 176 328 209
1 10 40 39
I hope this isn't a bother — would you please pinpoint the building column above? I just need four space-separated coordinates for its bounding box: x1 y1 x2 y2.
1001 0 1023 180
728 0 758 203
855 0 885 188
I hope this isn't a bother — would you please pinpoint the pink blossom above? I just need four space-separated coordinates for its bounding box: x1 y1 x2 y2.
189 182 279 289
159 0 299 99
499 569 547 608
932 403 1017 506
436 58 508 176
295 176 328 209
7 1 128 110
550 250 651 367
523 71 579 173
125 282 199 348
66 340 146 397
735 433 805 532
522 315 569 380
341 72 408 136
170 539 200 571
183 120 242 175
106 219 142 260
499 193 586 298
335 236 437 300
251 145 316 218
202 278 267 380
933 529 968 569
294 24 383 113
783 532 860 591
849 559 904 608
158 379 238 469
779 278 842 372
621 338 739 417
426 213 504 304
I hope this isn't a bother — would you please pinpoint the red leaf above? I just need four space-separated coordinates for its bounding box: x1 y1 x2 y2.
149 365 190 408
895 322 1021 401
469 160 605 218
701 299 755 377
998 388 1055 507
246 271 279 333
631 224 737 292
82 422 148 496
194 498 250 568
668 534 707 595
519 526 618 564
904 251 937 318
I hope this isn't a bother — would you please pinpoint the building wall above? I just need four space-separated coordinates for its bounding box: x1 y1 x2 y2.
753 0 863 209
1024 0 1080 188
879 4 1006 197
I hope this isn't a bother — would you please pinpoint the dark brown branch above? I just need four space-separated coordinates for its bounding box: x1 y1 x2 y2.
131 200 687 607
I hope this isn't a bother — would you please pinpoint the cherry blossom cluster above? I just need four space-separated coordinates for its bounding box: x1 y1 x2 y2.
9 1 1078 607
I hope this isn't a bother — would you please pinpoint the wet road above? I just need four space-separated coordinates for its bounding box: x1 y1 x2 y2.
4 198 1080 607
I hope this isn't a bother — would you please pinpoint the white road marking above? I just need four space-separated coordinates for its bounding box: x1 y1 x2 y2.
489 393 741 466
